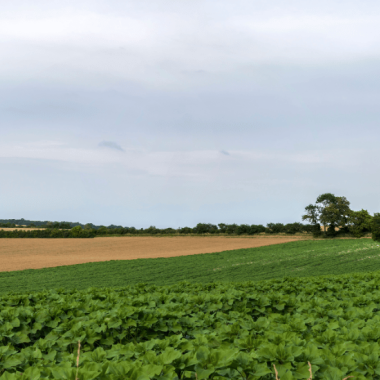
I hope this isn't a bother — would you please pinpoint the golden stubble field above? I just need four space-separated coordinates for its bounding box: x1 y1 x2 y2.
0 236 305 272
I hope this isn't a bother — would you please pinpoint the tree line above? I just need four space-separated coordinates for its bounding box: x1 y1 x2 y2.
1 193 379 240
302 193 379 240
0 227 95 238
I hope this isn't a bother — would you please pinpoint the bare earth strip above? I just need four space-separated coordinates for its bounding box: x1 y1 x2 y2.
0 236 303 272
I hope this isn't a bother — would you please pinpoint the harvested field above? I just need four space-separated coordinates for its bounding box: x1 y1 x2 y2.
0 236 303 272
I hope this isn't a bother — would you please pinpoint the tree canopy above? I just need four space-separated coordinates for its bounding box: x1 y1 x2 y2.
302 193 352 236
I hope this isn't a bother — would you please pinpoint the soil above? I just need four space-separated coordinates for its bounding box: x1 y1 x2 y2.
0 236 303 272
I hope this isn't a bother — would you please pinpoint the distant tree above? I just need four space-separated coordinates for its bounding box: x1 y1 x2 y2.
70 226 83 237
348 210 373 238
145 226 159 235
302 193 351 237
249 225 266 234
372 213 380 241
266 223 285 234
179 227 193 234
218 224 227 233
236 224 251 235
194 223 218 234
284 222 303 235
226 224 238 235
97 226 108 235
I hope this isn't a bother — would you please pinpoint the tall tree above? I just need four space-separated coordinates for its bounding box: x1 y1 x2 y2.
348 209 373 238
302 193 351 236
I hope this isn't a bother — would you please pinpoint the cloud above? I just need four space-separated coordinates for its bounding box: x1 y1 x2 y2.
220 150 230 156
98 141 125 152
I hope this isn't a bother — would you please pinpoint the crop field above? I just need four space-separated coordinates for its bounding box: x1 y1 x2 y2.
0 236 303 272
1 239 379 294
2 238 380 380
2 272 380 380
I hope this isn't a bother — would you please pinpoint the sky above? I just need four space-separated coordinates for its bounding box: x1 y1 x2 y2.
1 0 380 228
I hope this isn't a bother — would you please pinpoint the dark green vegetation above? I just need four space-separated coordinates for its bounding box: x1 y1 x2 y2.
0 227 95 239
373 214 380 242
3 273 380 379
0 222 314 238
1 239 380 295
0 220 73 229
302 192 376 239
2 192 379 240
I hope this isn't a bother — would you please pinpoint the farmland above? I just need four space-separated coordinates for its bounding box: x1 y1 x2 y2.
2 238 380 380
0 236 303 272
1 238 379 294
2 272 380 380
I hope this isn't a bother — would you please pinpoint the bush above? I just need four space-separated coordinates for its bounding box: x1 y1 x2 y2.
349 209 373 238
372 213 380 241
226 224 238 235
284 222 303 234
249 224 266 234
236 224 250 235
266 223 285 234
179 227 193 234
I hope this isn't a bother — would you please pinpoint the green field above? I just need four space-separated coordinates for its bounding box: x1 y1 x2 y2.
2 273 380 380
2 238 380 380
1 239 380 295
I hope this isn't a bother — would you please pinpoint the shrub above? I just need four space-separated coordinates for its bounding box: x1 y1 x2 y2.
372 213 380 241
266 223 285 234
348 209 373 238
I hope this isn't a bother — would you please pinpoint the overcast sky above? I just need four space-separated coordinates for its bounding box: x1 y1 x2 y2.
1 0 380 228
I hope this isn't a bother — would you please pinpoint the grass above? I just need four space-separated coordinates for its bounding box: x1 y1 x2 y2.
1 239 380 294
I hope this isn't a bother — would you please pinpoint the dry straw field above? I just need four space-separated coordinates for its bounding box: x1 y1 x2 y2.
0 236 304 272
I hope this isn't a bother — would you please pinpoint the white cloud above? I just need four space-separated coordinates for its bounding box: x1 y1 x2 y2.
0 141 367 178
1 1 380 88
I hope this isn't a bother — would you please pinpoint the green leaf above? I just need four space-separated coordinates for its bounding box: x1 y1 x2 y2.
140 364 163 378
250 362 271 378
195 364 215 380
293 363 312 380
90 347 106 363
11 332 30 344
21 367 40 380
2 355 23 369
0 372 18 380
195 347 210 363
11 318 20 328
158 347 182 365
50 367 76 380
77 370 100 380
320 366 346 380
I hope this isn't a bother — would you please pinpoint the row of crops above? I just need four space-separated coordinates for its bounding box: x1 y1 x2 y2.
2 273 380 380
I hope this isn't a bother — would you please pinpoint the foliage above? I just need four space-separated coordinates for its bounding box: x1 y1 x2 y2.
348 210 373 238
302 193 352 237
0 222 312 237
2 239 380 295
0 219 81 229
0 228 95 238
3 273 380 379
372 213 380 242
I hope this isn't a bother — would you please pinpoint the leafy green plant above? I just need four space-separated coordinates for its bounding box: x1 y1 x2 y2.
2 272 380 379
